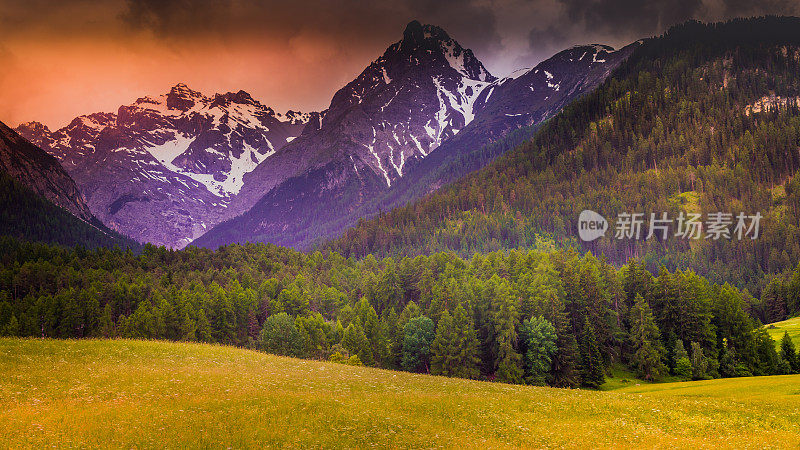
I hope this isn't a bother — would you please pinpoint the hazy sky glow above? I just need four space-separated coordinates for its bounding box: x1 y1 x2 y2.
1 0 798 129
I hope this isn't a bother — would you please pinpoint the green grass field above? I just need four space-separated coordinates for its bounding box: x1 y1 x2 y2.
2 338 800 448
766 316 800 349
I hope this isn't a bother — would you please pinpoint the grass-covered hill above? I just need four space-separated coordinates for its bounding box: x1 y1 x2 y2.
326 17 800 298
766 316 800 348
1 338 799 448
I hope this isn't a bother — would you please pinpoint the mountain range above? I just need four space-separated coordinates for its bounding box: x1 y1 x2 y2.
18 84 313 248
15 20 636 250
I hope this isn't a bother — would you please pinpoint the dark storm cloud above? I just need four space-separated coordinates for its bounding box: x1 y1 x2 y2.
118 0 500 50
528 0 800 58
560 0 704 36
718 0 800 17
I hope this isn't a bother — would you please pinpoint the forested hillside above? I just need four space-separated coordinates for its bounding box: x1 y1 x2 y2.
2 239 797 389
0 173 139 250
327 17 800 301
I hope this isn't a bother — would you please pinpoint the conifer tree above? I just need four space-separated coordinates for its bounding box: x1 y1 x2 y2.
780 332 798 374
6 314 19 337
450 303 481 379
356 297 385 364
629 294 666 380
580 317 605 388
393 301 421 367
492 279 523 384
690 341 709 380
342 320 374 366
430 310 456 376
541 290 580 388
673 340 692 379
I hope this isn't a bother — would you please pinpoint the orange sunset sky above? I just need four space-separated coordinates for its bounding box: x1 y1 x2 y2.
1 0 796 130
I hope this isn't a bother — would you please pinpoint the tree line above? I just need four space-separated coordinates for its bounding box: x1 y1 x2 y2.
1 237 797 387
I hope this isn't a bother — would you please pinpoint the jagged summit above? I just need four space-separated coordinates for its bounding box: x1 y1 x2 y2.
391 21 494 82
401 20 425 44
166 83 203 111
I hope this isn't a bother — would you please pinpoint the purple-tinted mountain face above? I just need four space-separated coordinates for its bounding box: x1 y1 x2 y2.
194 23 639 249
225 21 497 212
17 84 312 248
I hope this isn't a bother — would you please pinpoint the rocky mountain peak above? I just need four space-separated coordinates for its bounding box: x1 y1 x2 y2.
400 20 426 47
167 83 204 111
210 90 259 109
393 21 493 82
15 83 314 248
16 121 51 136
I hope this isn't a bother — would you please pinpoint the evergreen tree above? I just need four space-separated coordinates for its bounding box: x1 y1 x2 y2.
674 340 692 379
541 290 580 388
430 310 456 376
449 303 481 379
99 303 115 338
753 328 780 375
780 332 798 374
580 317 605 388
5 314 19 337
718 341 737 378
356 297 386 365
690 341 709 380
342 320 374 366
492 279 523 384
629 294 666 380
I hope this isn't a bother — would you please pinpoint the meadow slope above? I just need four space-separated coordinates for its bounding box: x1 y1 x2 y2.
2 338 799 448
766 317 800 349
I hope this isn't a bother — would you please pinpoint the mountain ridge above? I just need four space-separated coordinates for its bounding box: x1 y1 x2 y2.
17 84 314 248
194 23 636 249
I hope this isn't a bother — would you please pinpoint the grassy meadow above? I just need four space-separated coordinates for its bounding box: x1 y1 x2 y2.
2 338 799 448
766 316 800 349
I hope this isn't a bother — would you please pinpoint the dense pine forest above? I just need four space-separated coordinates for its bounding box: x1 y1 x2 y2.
1 238 798 387
327 18 800 305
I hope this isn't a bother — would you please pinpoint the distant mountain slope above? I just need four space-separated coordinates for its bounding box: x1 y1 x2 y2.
194 22 635 249
325 16 800 295
0 121 93 221
17 85 312 248
0 121 138 249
